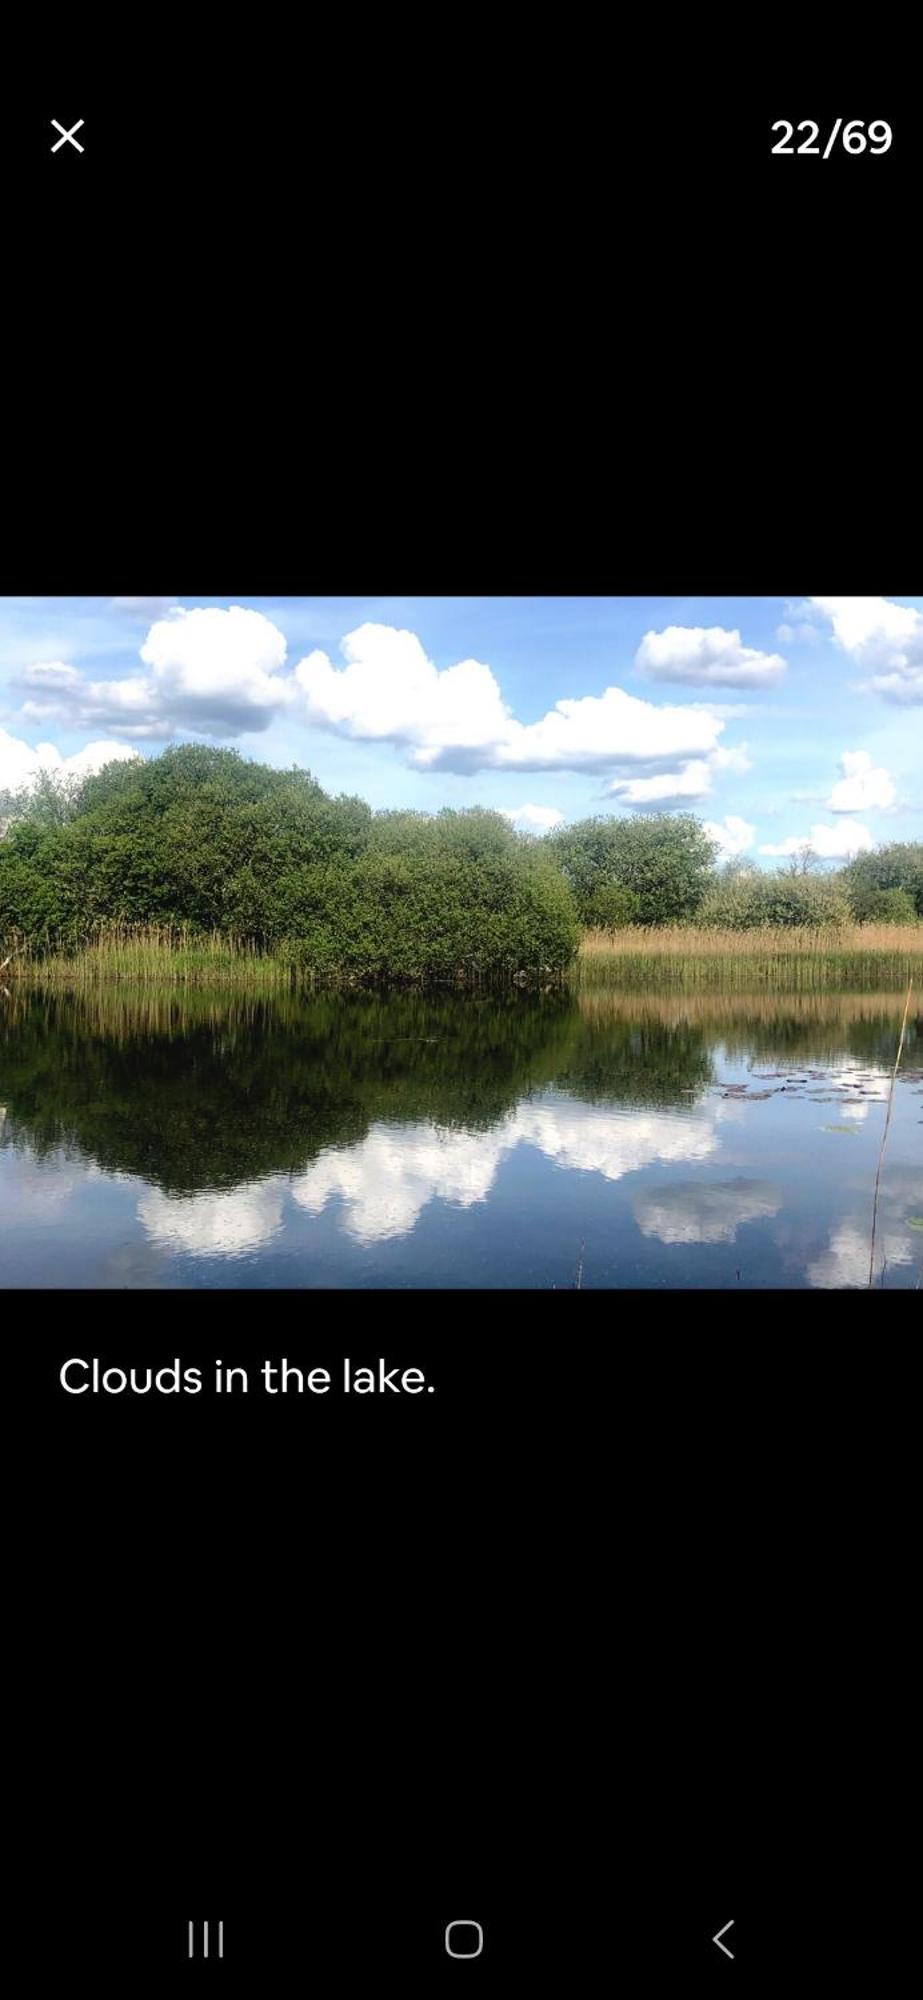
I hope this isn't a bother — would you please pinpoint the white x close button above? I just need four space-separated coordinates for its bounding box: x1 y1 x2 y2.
51 119 85 153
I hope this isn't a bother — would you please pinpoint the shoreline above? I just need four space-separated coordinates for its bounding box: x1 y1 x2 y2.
3 922 921 995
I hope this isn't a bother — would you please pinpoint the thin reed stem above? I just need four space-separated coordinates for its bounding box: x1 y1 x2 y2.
868 977 914 1288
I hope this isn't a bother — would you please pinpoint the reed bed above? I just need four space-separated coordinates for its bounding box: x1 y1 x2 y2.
5 920 923 995
4 926 298 990
577 923 923 991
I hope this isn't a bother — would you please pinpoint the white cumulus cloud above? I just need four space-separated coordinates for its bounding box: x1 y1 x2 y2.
827 750 896 813
56 741 143 780
294 622 732 778
635 625 786 688
702 814 756 858
809 596 923 705
760 821 875 859
0 728 140 795
10 614 753 790
603 760 715 806
15 606 296 740
499 803 565 832
139 606 294 730
603 741 753 811
294 623 512 765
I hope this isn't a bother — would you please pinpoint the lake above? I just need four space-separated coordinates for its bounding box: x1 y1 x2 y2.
1 984 920 1287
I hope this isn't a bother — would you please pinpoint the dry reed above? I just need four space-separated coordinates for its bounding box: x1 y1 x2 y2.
577 923 923 991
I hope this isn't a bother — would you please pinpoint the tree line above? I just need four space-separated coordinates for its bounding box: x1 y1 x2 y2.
550 815 923 930
0 748 920 980
0 749 578 980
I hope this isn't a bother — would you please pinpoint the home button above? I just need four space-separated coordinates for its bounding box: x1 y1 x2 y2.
445 1920 484 1959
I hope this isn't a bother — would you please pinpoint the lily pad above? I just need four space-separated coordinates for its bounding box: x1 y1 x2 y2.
906 1217 923 1231
821 1124 860 1136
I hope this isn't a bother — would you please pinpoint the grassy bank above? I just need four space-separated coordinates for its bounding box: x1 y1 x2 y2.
4 919 923 993
576 923 923 991
4 927 298 990
2 924 568 991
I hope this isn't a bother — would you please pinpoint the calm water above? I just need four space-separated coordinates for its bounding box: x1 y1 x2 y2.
1 985 920 1288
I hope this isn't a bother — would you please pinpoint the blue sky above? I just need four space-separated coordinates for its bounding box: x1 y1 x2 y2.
1 595 920 863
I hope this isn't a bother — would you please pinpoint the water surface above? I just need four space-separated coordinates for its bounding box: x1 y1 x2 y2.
1 985 920 1287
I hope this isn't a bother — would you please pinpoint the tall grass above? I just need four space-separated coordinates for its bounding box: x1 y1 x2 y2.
4 925 298 990
5 919 923 994
2 923 563 992
577 923 923 991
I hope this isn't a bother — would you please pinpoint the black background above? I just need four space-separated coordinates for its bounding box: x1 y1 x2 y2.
4 52 919 1992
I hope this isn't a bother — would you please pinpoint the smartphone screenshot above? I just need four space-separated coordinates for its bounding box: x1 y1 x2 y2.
4 69 918 1991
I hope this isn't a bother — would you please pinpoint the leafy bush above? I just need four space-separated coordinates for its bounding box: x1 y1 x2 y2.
550 813 718 925
0 748 579 982
697 871 853 930
842 843 923 919
582 882 643 928
850 886 918 925
6 753 918 975
0 769 83 830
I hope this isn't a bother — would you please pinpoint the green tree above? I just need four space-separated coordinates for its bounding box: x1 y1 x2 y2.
698 871 852 929
550 813 718 925
0 746 579 982
786 843 820 877
849 886 918 925
841 843 923 919
0 768 83 830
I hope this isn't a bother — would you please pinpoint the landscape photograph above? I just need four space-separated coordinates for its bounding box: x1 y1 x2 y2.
1 593 920 1289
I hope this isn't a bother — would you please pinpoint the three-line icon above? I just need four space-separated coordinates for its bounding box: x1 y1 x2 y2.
188 1921 224 1959
51 119 85 153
